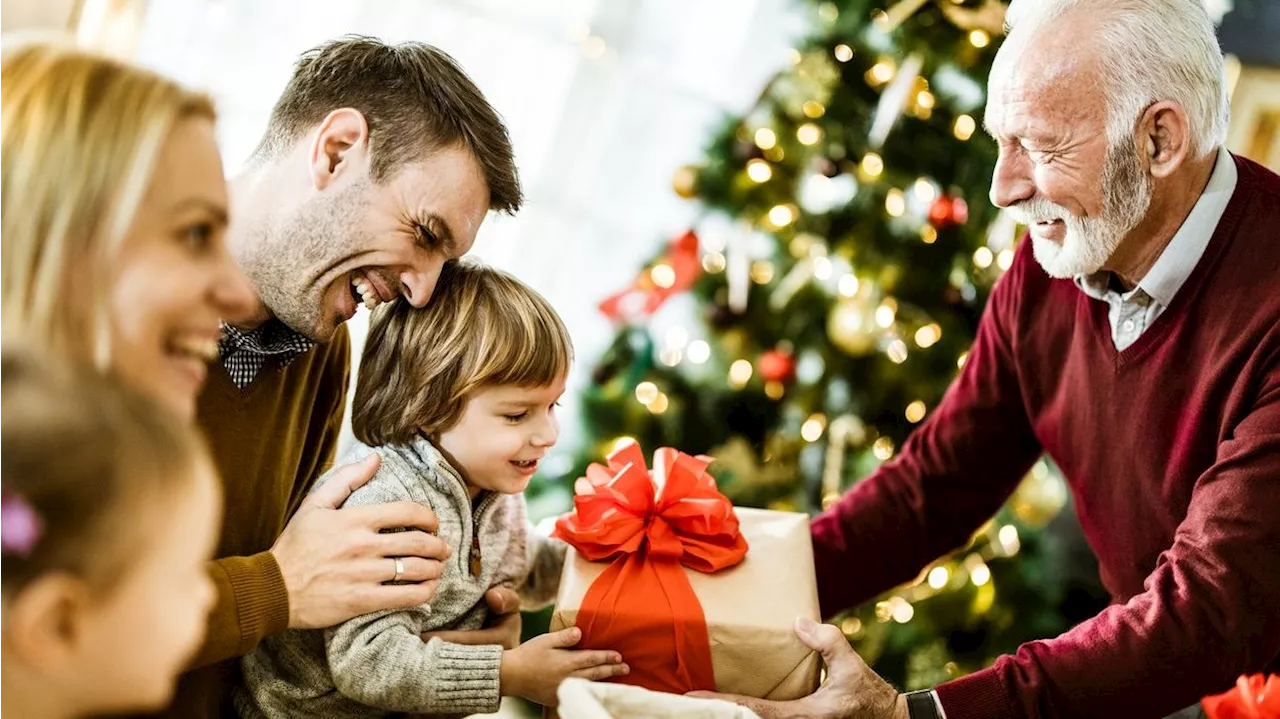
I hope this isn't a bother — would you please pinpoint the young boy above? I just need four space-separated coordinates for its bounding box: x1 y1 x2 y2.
237 260 627 717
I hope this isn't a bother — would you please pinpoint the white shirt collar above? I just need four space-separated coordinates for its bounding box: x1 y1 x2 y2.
1075 148 1237 306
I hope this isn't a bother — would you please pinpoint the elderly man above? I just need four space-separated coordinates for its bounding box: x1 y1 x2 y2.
699 0 1280 717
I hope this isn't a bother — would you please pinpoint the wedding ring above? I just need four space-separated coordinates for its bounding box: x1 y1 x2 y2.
392 557 405 582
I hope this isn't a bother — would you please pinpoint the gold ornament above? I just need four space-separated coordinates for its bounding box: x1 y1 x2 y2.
940 0 1009 35
672 165 699 199
878 0 1008 34
828 296 881 356
771 51 839 117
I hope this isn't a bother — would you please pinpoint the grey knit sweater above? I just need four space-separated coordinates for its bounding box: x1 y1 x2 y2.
236 436 567 718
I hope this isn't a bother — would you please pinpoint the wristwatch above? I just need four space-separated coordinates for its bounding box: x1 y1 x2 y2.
905 690 946 719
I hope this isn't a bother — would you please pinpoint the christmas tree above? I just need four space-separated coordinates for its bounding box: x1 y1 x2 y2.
529 0 1106 690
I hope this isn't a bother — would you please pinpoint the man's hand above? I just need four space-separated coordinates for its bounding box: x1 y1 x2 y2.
271 453 450 629
421 587 523 649
500 627 629 707
690 617 907 719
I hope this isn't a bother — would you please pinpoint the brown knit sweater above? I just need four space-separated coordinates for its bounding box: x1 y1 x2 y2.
156 325 351 719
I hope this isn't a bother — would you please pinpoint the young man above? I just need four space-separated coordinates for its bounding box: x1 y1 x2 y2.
164 36 524 718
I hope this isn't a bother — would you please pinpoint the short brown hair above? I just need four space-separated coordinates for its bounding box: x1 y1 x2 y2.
252 35 521 213
1 350 214 597
353 259 573 446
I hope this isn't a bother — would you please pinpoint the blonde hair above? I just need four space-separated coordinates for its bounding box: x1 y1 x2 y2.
1 39 216 370
353 259 574 446
1 348 213 597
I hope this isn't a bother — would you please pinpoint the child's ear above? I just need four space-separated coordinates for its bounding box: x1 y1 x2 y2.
5 573 93 670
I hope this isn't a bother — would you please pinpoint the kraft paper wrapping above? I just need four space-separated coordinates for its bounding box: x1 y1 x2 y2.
550 507 821 700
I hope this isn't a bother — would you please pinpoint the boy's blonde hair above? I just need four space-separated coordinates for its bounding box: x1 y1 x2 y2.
1 349 214 597
1 39 216 370
353 259 574 446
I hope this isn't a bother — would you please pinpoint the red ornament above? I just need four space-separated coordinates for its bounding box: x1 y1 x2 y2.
758 348 796 384
928 195 969 229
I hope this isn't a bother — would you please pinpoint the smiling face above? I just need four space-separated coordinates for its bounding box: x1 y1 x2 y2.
73 463 220 713
435 379 566 498
109 118 255 418
984 19 1154 278
0 359 224 719
242 140 492 342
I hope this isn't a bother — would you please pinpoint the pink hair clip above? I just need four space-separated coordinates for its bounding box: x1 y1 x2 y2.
1 488 43 556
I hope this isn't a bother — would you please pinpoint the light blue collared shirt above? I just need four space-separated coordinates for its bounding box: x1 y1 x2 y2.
1074 148 1238 350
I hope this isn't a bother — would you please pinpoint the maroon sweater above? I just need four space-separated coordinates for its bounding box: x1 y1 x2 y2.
812 154 1280 719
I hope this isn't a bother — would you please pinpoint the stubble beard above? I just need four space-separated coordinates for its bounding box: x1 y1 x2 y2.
240 180 374 342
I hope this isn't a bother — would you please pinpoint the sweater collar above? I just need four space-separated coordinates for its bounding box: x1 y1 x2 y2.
406 434 493 508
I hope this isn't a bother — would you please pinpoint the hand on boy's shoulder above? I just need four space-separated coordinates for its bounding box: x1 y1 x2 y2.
333 452 428 510
270 451 450 630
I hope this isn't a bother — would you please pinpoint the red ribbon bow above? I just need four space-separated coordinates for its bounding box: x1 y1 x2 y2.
553 442 748 693
1202 674 1280 719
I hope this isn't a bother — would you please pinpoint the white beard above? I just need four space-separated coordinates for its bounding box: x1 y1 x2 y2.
1011 140 1154 279
1022 205 1125 278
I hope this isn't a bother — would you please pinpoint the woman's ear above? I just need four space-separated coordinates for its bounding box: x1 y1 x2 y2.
4 573 92 671
308 108 371 191
1137 100 1192 179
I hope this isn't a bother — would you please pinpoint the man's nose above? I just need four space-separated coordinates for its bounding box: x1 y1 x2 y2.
990 149 1035 208
399 264 441 308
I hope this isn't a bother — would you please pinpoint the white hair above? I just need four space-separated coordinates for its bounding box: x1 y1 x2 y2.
1005 0 1229 158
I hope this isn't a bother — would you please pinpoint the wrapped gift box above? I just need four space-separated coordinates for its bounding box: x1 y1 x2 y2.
549 444 821 701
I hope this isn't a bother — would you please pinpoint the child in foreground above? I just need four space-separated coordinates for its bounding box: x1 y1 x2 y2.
1 351 221 719
239 259 628 717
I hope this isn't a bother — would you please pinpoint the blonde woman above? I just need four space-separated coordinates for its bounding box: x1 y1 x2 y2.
0 39 254 718
1 38 254 418
3 40 480 719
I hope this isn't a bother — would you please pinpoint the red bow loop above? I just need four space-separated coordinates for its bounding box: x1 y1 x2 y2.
1202 674 1280 719
553 444 748 570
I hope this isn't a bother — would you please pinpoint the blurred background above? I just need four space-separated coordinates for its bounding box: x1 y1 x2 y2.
5 0 1277 710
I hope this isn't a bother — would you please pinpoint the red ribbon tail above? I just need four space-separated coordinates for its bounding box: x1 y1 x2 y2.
573 551 715 693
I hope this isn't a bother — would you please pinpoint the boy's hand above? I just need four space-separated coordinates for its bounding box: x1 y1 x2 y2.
500 626 629 707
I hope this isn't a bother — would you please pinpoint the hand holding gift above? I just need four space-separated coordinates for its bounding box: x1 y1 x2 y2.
691 618 907 719
551 442 821 700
